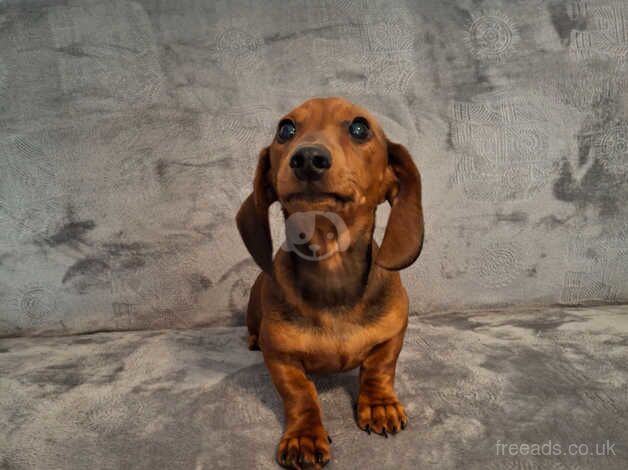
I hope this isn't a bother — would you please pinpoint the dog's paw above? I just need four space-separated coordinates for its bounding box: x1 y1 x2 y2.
277 426 331 469
356 398 408 437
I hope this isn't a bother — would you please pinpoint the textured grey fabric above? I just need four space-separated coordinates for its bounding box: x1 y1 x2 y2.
0 305 627 469
1 0 628 336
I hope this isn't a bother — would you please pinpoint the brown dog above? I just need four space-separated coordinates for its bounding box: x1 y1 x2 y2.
236 97 423 469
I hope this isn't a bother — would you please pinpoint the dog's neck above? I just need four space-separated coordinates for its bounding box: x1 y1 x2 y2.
286 211 375 308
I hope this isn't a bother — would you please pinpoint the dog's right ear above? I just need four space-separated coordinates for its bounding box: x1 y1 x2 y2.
236 146 276 274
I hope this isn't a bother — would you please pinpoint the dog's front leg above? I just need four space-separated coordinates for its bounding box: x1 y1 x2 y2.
265 353 331 469
357 331 408 436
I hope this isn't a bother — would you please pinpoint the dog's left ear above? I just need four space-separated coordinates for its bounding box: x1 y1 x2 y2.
236 146 276 274
375 140 424 271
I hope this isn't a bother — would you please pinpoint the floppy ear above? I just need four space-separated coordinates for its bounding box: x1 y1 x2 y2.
375 140 424 271
236 146 276 274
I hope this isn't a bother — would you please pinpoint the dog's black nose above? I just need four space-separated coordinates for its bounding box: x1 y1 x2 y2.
289 145 332 181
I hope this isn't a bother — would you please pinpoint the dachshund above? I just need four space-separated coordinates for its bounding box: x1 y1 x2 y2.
236 97 424 469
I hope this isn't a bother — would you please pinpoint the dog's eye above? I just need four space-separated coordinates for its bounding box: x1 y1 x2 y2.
349 117 370 140
277 120 296 142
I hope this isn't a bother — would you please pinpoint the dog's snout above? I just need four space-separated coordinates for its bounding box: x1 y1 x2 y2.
289 145 332 181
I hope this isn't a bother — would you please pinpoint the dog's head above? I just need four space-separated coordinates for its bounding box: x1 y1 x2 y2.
237 97 423 273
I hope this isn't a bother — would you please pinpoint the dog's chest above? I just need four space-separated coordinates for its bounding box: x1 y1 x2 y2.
301 344 370 373
297 321 385 373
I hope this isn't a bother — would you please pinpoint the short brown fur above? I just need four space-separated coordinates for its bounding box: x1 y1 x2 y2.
236 97 424 469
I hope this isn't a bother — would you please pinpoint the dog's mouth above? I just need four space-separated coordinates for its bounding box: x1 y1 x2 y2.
285 192 353 204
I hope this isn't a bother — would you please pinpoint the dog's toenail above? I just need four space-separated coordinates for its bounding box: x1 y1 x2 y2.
327 435 332 443
365 424 371 434
382 429 388 438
